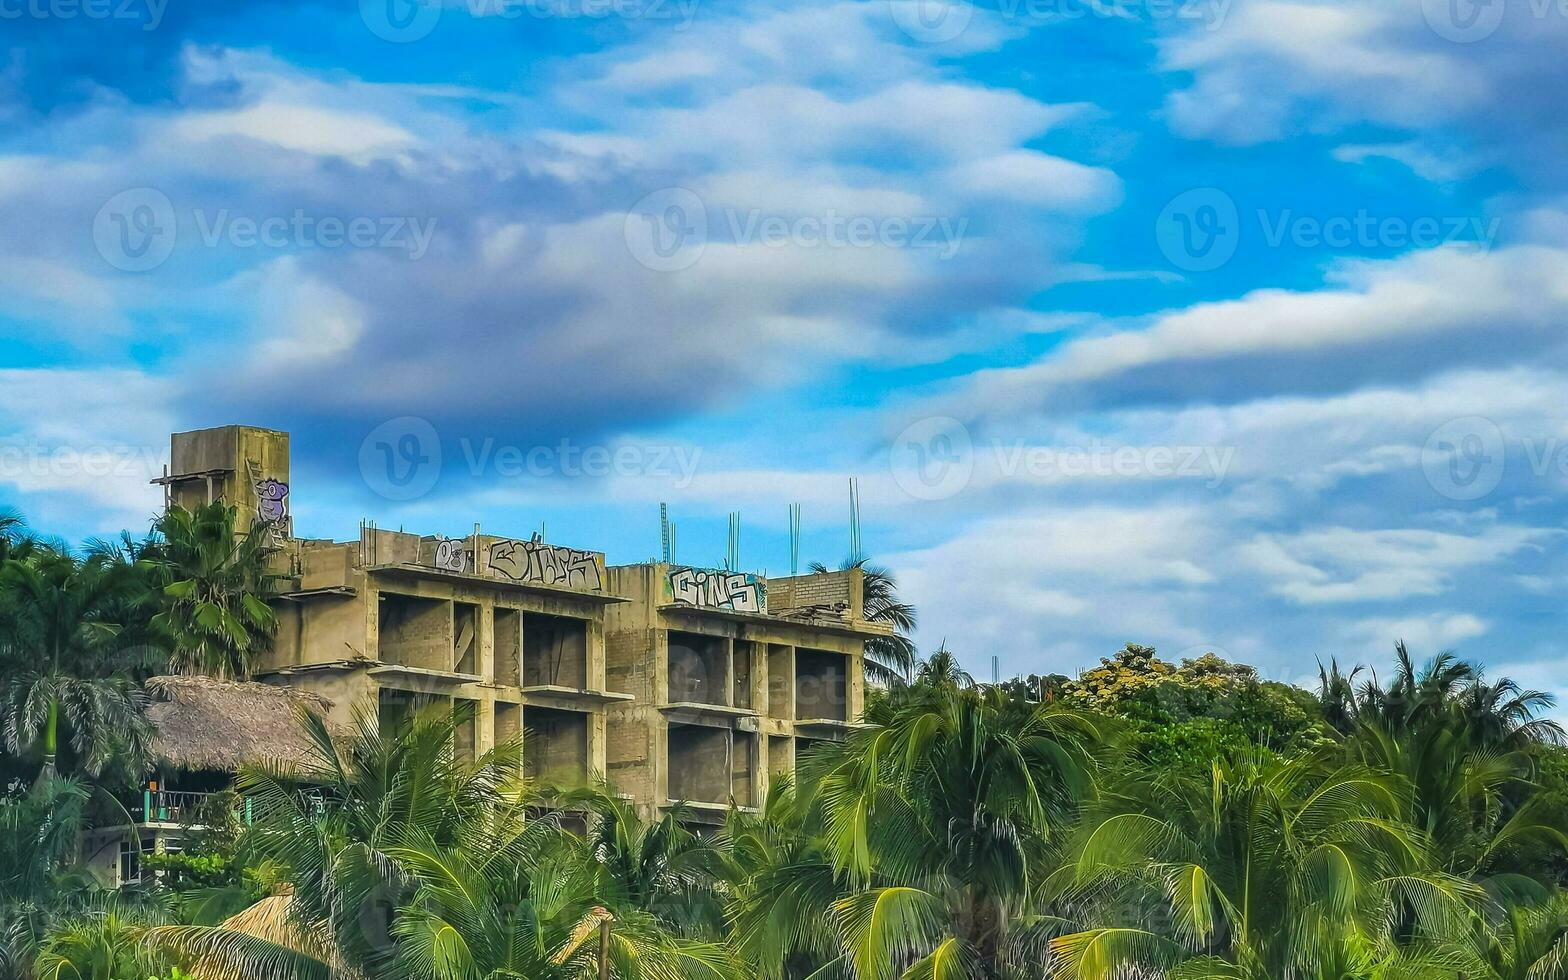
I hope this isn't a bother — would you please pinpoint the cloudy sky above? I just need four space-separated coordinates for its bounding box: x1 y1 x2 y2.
3 0 1567 693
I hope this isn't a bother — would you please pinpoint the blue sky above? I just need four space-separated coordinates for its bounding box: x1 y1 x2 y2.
4 0 1568 696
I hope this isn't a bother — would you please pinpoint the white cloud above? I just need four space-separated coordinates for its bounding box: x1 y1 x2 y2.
1340 613 1489 656
170 102 418 162
945 150 1122 211
931 244 1568 420
0 368 171 529
1238 525 1554 604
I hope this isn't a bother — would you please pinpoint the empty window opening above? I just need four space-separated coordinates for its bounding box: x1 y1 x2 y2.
767 644 793 718
524 614 589 689
454 698 478 762
454 602 479 675
667 723 732 805
495 701 522 756
731 732 756 808
523 707 589 784
768 646 796 715
377 594 452 671
796 737 833 763
667 632 730 706
768 735 794 781
795 649 847 722
733 641 755 709
495 608 522 686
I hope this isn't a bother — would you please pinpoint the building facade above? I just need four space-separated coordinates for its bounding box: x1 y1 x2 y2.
156 425 890 822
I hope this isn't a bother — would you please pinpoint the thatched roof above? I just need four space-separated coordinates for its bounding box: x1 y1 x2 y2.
172 889 359 980
145 675 340 773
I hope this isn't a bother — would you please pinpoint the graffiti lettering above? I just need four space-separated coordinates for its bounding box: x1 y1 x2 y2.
486 538 605 592
666 567 765 613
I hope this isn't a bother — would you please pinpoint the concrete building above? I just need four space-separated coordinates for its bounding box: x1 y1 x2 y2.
151 425 892 823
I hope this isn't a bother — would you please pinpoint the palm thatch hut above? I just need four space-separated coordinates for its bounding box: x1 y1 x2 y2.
145 674 341 774
86 677 346 888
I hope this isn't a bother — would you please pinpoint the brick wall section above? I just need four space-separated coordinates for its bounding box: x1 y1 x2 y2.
768 571 853 611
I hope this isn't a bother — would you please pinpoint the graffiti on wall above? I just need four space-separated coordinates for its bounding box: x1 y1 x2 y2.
254 479 289 524
433 539 467 573
485 536 605 592
665 566 766 613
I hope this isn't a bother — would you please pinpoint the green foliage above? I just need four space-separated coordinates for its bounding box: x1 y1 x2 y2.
146 502 282 680
1060 644 1326 771
0 547 157 781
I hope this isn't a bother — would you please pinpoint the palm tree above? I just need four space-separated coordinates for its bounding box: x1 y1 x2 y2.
33 902 172 980
0 510 32 566
153 707 738 979
0 548 154 781
0 777 92 980
810 559 916 685
147 502 282 680
574 792 728 937
1049 751 1478 980
1459 891 1568 980
733 682 1102 978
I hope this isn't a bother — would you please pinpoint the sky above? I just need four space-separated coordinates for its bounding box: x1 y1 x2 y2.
3 0 1567 697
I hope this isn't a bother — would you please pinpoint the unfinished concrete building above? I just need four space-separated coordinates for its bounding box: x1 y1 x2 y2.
154 425 891 822
604 562 887 823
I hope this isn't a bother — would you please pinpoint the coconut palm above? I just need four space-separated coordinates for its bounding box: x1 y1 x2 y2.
33 902 173 980
1048 750 1478 980
0 777 93 980
147 502 282 680
1458 891 1568 980
153 707 739 980
734 682 1102 979
0 548 154 781
811 559 917 685
574 791 729 936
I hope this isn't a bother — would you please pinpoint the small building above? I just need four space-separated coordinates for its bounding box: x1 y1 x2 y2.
83 675 341 887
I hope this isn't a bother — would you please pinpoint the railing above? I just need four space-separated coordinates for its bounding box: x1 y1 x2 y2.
134 789 253 826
